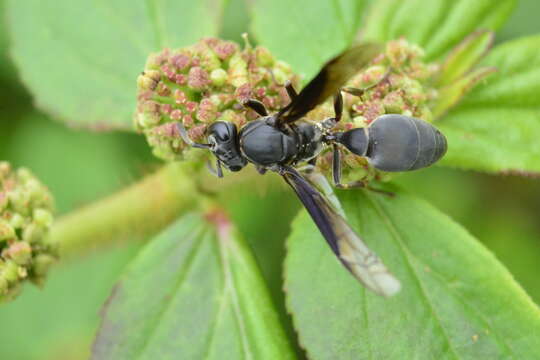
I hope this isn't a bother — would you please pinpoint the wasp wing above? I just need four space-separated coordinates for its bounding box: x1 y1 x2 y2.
282 166 400 297
276 43 382 125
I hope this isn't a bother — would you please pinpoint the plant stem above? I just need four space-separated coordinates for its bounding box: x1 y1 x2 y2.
47 162 199 258
46 161 261 258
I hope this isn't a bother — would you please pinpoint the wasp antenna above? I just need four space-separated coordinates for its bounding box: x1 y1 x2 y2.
176 122 211 149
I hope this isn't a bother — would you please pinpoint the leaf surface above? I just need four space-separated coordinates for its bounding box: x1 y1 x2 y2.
285 186 540 359
93 213 295 359
249 0 369 82
6 0 224 130
439 35 540 174
361 0 516 60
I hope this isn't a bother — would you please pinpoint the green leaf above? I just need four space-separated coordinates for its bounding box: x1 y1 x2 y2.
249 0 369 81
432 66 496 119
92 213 296 360
361 0 516 60
438 35 540 174
5 0 225 130
0 0 16 84
436 30 494 88
285 186 540 359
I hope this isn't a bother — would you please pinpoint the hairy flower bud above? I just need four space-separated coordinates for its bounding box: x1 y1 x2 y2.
0 162 56 302
312 38 441 183
134 37 299 161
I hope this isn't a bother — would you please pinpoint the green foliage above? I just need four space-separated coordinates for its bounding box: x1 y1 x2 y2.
436 30 494 88
2 0 540 359
439 35 540 174
93 213 295 359
0 245 139 360
249 0 369 80
6 0 225 130
361 0 516 60
286 187 540 359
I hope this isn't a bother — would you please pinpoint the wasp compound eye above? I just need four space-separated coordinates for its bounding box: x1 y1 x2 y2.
208 121 236 143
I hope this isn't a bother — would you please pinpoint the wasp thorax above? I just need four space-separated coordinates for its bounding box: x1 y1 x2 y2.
0 162 56 303
239 118 298 167
134 37 300 162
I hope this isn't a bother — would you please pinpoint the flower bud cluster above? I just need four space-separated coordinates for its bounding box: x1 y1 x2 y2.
311 39 440 183
344 38 438 127
0 162 56 302
135 37 299 161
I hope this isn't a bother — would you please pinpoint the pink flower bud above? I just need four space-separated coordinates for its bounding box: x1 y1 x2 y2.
171 54 191 70
185 101 198 113
188 67 210 90
214 42 238 60
235 83 252 102
170 109 182 120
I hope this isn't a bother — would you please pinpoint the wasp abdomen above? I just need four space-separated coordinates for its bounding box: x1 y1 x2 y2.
335 128 369 156
367 114 447 172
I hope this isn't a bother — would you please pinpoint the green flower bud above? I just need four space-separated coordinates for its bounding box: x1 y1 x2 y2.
33 254 56 278
228 53 249 87
33 208 53 228
0 192 7 211
8 189 31 216
4 241 32 265
9 213 25 229
1 260 19 283
0 162 56 302
210 68 227 87
0 220 15 241
134 37 299 161
255 47 275 67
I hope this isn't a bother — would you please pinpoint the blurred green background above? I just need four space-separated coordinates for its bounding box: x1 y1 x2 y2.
0 0 539 359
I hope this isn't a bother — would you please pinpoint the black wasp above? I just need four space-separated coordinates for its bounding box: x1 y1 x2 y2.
177 43 447 297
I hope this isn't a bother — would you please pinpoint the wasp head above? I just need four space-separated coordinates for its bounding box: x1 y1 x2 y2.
207 121 247 172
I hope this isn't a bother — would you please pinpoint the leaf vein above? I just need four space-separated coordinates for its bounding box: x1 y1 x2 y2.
363 192 461 360
135 225 207 359
408 255 517 358
218 233 254 359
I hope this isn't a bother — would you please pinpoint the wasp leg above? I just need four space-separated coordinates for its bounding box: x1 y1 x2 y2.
176 123 212 149
319 92 344 131
331 144 394 197
334 91 343 123
242 99 268 116
256 166 267 175
216 159 223 178
296 157 318 174
284 80 298 101
206 159 224 178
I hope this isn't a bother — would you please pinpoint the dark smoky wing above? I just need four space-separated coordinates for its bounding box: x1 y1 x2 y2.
282 166 400 297
282 168 341 255
276 43 383 125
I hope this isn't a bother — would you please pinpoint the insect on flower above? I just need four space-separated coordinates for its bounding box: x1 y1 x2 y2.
177 43 447 297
